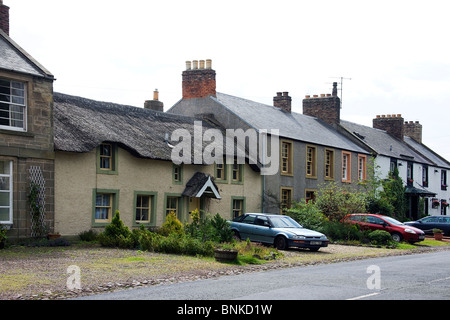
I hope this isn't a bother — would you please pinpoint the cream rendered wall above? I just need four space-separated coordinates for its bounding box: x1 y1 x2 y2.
55 147 262 236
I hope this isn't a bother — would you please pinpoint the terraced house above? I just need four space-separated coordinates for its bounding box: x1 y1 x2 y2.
168 60 372 214
0 1 55 239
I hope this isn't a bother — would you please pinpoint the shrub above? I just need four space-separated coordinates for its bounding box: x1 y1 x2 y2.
185 212 233 243
98 211 137 249
78 229 98 242
320 221 368 242
368 230 393 246
159 211 184 237
286 199 327 230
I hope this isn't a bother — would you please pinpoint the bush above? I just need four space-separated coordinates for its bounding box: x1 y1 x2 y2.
320 221 368 242
286 199 327 230
78 229 98 242
98 211 137 249
185 211 233 243
159 211 184 237
368 230 393 246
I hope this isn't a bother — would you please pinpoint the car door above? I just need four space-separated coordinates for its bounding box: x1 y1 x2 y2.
252 216 273 244
421 216 439 233
438 217 450 235
236 214 257 241
365 216 386 232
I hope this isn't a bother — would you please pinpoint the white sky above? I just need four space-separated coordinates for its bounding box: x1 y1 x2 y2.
6 0 450 161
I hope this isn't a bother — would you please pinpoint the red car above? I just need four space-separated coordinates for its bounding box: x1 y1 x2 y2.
343 213 425 243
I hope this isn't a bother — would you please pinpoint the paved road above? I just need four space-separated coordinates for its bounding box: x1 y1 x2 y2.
78 250 450 300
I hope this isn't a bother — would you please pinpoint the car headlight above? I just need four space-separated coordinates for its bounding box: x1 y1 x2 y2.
405 229 416 234
292 235 306 240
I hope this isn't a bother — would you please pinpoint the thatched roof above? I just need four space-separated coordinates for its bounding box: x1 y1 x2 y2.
54 92 260 170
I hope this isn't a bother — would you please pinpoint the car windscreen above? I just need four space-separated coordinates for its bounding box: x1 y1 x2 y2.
269 216 302 228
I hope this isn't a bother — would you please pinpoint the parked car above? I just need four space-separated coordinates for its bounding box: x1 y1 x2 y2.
404 216 450 236
343 213 425 243
230 213 329 251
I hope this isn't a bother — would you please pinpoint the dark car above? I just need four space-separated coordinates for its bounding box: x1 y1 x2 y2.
230 213 329 251
404 216 450 236
343 213 425 243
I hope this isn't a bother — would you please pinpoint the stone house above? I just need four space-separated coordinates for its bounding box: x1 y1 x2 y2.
168 60 372 214
0 1 55 239
53 92 262 237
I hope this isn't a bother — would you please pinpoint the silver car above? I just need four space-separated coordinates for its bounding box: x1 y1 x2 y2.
230 213 329 251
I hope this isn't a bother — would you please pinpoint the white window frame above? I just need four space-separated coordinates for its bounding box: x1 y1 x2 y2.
0 79 27 132
0 160 13 225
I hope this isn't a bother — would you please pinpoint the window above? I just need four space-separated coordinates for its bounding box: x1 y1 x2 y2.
98 143 117 174
0 160 13 224
135 194 152 224
358 155 367 181
342 151 351 183
95 193 113 223
281 141 293 175
173 164 183 184
325 149 334 180
280 187 293 212
441 200 447 216
215 158 227 182
407 162 413 186
306 145 317 178
231 158 243 184
0 79 26 131
232 198 245 219
390 159 397 173
305 189 316 203
422 166 428 187
165 195 181 217
441 170 447 190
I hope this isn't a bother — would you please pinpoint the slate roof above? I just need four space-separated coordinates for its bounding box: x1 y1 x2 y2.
54 92 259 169
404 136 450 169
340 120 434 165
171 92 369 154
0 29 54 79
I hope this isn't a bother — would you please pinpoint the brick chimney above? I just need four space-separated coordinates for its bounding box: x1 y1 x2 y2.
373 114 405 141
0 0 9 36
144 89 164 112
182 59 216 99
303 82 341 126
404 120 422 143
273 92 292 113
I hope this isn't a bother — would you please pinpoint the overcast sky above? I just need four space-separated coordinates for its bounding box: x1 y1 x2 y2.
7 0 450 161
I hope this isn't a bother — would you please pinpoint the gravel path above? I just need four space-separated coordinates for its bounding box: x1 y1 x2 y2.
1 243 449 300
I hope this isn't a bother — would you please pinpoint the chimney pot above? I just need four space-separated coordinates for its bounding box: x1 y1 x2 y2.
206 59 212 69
186 61 192 70
153 89 159 101
193 60 198 70
199 60 205 69
332 82 338 97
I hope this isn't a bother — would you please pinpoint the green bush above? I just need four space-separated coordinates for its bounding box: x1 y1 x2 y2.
98 211 137 249
286 199 327 230
185 212 233 243
78 229 98 242
368 230 393 246
320 221 368 242
159 211 184 237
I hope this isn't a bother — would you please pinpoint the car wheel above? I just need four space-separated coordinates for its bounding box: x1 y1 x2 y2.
232 231 241 241
274 236 287 250
391 232 403 242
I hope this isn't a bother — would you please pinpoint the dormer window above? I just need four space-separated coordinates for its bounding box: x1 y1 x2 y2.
0 79 26 131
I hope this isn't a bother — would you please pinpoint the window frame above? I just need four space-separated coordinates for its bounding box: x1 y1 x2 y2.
164 193 183 220
231 196 246 219
306 145 317 178
214 159 228 183
133 191 157 226
231 158 244 184
281 140 293 176
342 151 351 183
280 187 293 213
97 143 118 175
0 78 27 132
357 154 367 181
172 164 183 185
324 148 335 180
92 189 119 226
0 160 13 224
